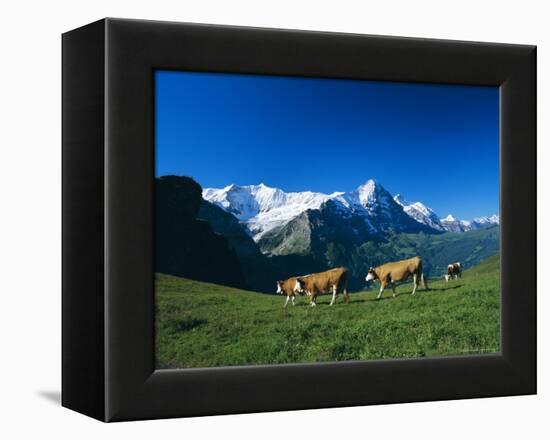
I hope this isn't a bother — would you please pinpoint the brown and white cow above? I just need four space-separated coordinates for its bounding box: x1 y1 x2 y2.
294 267 349 306
276 277 303 307
444 262 462 282
365 256 428 299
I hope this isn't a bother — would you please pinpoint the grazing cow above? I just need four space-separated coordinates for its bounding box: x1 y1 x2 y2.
276 277 302 307
444 262 462 282
294 267 349 306
365 256 428 299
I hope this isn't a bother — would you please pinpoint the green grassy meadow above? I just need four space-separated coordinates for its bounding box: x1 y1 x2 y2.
155 255 500 369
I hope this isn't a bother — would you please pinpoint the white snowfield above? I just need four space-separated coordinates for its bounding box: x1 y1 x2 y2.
203 180 387 240
203 179 499 240
394 194 445 231
440 213 500 232
203 183 339 239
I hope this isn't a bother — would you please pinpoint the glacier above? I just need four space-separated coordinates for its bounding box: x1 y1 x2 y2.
203 179 499 240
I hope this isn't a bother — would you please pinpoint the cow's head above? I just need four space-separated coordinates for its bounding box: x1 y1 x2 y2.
365 267 378 282
444 274 451 282
276 281 284 294
294 278 306 294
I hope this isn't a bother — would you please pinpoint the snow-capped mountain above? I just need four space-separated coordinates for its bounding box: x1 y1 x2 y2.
461 215 500 230
392 193 499 233
202 183 338 239
330 180 430 234
440 214 471 233
440 214 499 233
204 179 434 240
203 180 499 240
393 194 445 231
472 215 500 226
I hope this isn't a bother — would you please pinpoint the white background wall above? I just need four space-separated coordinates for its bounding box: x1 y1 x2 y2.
1 0 546 437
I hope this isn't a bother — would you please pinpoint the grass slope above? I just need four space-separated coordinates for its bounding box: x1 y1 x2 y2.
358 226 500 277
156 256 500 368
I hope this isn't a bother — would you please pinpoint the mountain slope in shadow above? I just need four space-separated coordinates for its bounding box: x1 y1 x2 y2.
155 176 247 289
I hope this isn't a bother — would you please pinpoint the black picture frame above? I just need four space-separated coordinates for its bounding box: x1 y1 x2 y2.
62 18 536 422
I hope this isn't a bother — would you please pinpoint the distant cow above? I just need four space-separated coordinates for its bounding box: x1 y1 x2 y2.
365 256 428 299
294 267 349 306
276 277 303 307
445 262 462 282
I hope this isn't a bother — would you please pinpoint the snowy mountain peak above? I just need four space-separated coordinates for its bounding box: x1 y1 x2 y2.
394 194 445 231
203 183 333 239
356 180 377 205
352 179 395 212
357 179 376 190
334 180 427 234
472 214 500 225
439 213 499 233
393 194 408 206
202 184 260 221
203 179 498 240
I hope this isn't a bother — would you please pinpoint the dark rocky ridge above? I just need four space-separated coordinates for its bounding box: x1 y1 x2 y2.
155 176 247 289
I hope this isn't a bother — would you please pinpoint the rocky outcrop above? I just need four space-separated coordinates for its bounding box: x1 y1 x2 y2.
155 176 247 289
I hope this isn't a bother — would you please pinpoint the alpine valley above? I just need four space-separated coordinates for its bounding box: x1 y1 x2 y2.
156 176 499 293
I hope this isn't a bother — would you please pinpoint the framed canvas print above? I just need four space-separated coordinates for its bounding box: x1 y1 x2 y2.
62 18 536 422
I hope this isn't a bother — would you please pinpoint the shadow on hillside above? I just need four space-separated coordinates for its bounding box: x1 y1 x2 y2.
176 318 208 332
347 284 465 303
351 296 396 303
428 284 464 292
278 283 464 306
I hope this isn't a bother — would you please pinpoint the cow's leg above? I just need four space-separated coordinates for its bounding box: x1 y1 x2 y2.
330 285 337 306
291 296 295 306
412 274 418 295
422 273 428 290
343 288 349 304
392 281 396 297
377 282 386 300
284 296 290 308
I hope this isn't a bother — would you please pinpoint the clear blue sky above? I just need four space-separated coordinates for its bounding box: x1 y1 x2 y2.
155 70 499 219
